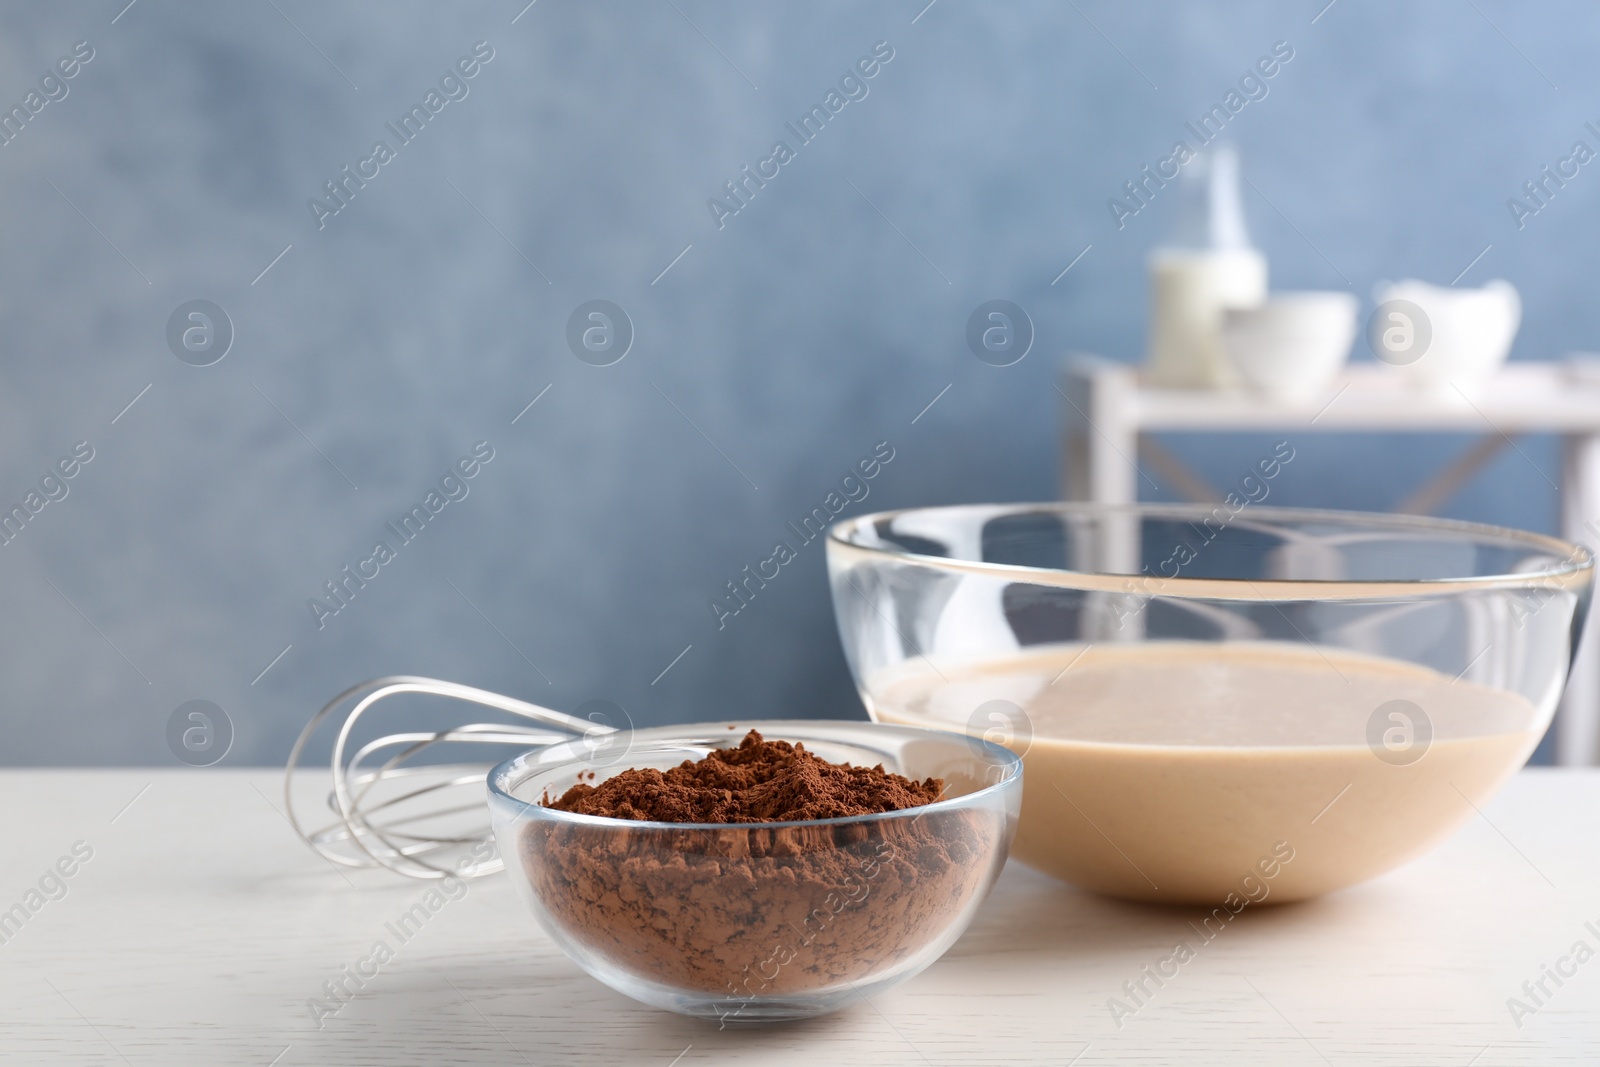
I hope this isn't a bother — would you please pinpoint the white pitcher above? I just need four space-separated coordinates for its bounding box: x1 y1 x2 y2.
1373 279 1521 395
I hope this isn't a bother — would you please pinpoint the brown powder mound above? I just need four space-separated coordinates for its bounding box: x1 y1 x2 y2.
540 730 945 822
523 731 1008 1011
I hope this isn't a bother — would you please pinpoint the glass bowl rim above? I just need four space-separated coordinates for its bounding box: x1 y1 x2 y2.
827 502 1594 600
486 719 1023 833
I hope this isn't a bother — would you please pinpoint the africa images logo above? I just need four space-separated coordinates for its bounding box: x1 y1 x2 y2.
1106 40 1294 230
307 42 495 230
706 40 895 231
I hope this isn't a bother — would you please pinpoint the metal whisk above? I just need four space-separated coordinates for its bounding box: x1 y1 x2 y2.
284 676 614 880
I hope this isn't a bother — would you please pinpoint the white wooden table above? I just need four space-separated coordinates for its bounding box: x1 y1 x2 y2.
2 768 1596 1064
1061 358 1600 766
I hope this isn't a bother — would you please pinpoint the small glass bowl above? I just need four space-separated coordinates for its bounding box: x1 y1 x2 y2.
487 721 1021 1024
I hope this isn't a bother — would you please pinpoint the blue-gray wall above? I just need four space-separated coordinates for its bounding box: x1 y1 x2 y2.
0 0 1590 764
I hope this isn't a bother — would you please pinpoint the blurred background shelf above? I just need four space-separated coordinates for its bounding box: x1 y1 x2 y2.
1062 357 1600 766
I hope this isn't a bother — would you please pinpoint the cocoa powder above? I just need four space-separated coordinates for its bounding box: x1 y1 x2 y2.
523 731 1001 1013
541 730 944 822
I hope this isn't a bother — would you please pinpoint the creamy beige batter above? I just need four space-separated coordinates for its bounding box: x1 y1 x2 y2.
869 641 1541 904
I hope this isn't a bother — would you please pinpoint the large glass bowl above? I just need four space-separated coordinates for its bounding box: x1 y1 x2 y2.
487 721 1021 1023
826 504 1592 904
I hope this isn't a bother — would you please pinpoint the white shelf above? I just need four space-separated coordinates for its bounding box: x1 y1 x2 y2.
1060 356 1600 766
1125 362 1600 433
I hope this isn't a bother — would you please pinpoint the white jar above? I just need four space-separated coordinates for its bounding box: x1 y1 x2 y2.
1147 246 1268 388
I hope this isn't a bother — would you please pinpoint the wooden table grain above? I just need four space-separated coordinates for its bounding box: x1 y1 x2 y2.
1 768 1596 1065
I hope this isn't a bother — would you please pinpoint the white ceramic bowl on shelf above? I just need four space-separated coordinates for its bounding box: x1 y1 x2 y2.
1221 291 1359 401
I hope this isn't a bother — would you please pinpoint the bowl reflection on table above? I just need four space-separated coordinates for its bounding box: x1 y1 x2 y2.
826 504 1591 905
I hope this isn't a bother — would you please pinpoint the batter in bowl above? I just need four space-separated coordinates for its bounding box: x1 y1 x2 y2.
869 641 1539 903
